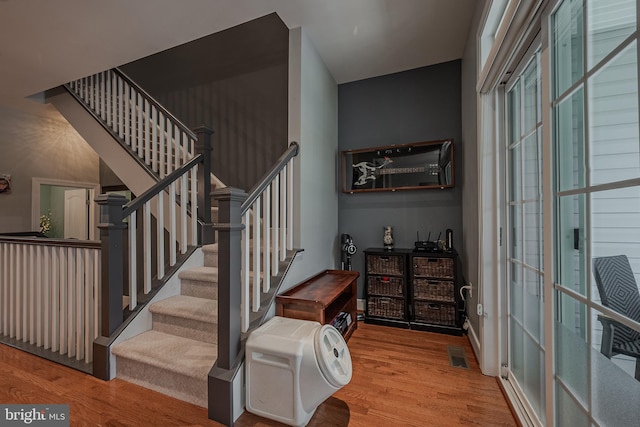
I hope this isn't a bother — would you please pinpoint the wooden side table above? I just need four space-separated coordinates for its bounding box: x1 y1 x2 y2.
276 269 359 341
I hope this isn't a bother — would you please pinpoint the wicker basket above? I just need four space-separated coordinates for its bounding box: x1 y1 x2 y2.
413 279 454 302
368 296 405 319
367 276 403 297
367 254 404 276
414 301 456 326
413 257 454 278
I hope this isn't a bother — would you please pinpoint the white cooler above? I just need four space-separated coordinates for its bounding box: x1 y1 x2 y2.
245 316 352 427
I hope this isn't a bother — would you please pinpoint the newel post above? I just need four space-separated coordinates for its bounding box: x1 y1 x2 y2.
212 187 247 368
194 125 214 244
209 187 246 426
93 193 128 380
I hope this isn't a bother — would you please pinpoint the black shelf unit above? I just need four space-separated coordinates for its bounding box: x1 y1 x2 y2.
364 247 463 335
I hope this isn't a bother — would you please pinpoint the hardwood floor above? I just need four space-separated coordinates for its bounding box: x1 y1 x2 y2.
0 323 515 426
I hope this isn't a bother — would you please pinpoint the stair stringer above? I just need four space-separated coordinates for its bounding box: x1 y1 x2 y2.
105 247 204 380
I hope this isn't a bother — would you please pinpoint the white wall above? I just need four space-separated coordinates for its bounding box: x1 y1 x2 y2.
0 104 99 233
285 27 339 288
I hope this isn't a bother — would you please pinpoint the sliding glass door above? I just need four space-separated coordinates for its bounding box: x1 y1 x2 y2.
505 45 546 424
551 0 640 425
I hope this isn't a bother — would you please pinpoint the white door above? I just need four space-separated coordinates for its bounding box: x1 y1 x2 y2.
64 188 89 239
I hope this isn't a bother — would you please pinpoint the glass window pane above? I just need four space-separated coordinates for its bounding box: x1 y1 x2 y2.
524 333 546 423
555 87 585 191
510 318 525 384
510 204 522 261
591 187 640 294
555 297 589 411
524 268 543 344
587 0 636 69
510 145 521 202
553 0 584 97
523 133 540 200
523 201 541 269
591 306 640 425
523 59 539 133
508 84 521 144
510 262 523 322
557 194 587 296
556 385 589 427
589 42 639 186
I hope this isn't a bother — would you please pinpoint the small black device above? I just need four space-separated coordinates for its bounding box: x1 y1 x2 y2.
414 231 438 252
341 233 357 270
446 229 453 251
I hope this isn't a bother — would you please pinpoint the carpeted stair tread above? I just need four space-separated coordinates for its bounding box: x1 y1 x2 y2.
112 330 216 379
178 266 218 283
150 295 217 323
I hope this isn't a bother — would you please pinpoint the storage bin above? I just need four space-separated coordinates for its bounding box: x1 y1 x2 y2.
367 296 405 319
367 254 404 276
414 301 456 326
367 276 403 297
412 257 454 278
413 279 454 302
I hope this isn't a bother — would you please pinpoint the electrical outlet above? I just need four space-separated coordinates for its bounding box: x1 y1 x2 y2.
476 303 483 316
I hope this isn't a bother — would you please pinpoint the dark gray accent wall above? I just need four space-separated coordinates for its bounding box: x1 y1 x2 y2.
338 60 463 298
120 13 289 192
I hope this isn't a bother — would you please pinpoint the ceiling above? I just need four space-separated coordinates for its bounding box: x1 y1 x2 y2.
0 0 476 110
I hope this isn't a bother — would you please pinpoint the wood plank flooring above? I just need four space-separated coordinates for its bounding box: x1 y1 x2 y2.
0 323 515 426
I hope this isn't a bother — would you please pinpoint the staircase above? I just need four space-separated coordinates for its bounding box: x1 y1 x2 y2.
43 67 300 423
112 243 219 407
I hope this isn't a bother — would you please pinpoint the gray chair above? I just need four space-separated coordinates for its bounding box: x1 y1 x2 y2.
593 255 640 380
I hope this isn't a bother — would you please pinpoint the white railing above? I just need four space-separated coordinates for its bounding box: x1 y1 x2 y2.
0 238 100 364
119 155 201 310
240 142 298 332
67 69 196 179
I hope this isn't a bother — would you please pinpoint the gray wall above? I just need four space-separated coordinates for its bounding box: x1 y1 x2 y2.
461 0 488 337
338 61 463 298
0 104 99 234
120 13 289 192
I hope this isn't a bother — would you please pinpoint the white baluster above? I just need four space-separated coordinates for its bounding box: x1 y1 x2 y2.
67 249 75 358
157 191 165 279
117 77 124 139
280 168 286 262
144 99 151 165
170 181 177 266
59 248 67 355
36 245 42 347
272 177 279 275
253 197 261 312
28 245 35 344
105 72 111 127
144 201 151 294
242 211 250 332
190 165 198 246
75 249 84 361
180 174 188 254
152 106 158 173
129 212 137 309
124 81 130 147
288 159 294 250
43 246 50 349
159 114 166 178
263 186 271 292
51 247 59 352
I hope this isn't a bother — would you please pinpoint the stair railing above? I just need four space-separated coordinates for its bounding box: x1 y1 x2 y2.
94 153 204 380
0 236 101 369
240 141 299 333
66 69 225 193
67 69 195 179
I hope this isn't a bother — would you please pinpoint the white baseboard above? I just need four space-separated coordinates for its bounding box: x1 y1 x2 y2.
466 319 481 366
